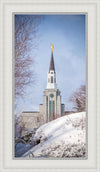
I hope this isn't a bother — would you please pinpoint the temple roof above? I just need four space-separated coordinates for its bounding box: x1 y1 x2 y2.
49 52 55 72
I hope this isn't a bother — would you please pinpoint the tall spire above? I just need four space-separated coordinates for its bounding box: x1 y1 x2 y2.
49 44 55 72
47 44 57 89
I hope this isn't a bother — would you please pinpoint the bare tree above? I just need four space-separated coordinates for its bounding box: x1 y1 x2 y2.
19 121 26 137
14 15 43 102
15 114 19 137
69 85 86 112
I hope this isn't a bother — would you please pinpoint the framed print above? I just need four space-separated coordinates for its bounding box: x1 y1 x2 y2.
14 13 87 159
0 0 100 171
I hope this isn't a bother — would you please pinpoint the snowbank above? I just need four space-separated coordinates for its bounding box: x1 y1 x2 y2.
22 112 86 158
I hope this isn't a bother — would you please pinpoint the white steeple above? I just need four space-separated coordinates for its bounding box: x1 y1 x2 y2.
47 45 57 89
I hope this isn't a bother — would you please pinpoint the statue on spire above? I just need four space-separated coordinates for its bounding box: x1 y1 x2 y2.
51 44 54 52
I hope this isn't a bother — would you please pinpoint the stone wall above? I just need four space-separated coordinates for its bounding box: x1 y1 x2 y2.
19 112 44 136
61 104 65 116
39 104 43 114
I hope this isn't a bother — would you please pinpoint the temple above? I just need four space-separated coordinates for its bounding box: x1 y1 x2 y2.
19 45 65 135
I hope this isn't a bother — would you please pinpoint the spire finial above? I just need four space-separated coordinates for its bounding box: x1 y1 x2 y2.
51 44 54 52
49 45 55 72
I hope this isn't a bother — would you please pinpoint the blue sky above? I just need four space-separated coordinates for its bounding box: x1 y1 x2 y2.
16 14 86 113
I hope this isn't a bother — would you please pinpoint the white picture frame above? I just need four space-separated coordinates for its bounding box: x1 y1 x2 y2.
0 0 100 171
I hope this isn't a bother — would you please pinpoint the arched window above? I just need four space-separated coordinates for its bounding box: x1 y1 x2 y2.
51 76 53 83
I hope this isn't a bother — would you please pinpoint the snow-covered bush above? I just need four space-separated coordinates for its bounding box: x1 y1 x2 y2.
28 142 86 158
42 143 86 158
45 143 85 158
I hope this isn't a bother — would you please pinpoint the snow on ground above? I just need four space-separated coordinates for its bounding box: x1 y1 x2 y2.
22 112 86 158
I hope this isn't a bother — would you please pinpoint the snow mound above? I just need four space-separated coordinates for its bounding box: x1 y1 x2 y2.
22 112 86 158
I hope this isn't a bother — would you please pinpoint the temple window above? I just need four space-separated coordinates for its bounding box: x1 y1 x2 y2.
51 76 53 83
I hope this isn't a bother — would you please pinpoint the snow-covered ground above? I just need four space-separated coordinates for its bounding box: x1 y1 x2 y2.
22 112 86 158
